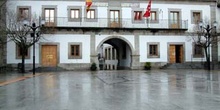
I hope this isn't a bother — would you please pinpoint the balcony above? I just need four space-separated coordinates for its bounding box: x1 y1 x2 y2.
44 17 188 31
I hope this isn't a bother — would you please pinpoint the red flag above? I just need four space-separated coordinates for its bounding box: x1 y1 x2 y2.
86 0 92 12
143 0 152 17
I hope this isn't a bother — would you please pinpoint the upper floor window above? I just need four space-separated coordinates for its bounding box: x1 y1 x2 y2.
149 9 159 23
132 9 144 24
85 8 98 22
150 11 157 21
70 9 79 19
42 6 57 26
191 11 202 24
134 11 142 21
45 8 55 24
169 9 181 28
68 6 81 22
87 9 95 19
17 6 31 21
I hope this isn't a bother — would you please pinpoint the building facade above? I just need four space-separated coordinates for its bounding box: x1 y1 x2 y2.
6 0 220 70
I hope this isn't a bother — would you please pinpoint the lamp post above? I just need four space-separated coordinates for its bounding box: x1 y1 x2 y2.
199 21 217 70
23 19 45 75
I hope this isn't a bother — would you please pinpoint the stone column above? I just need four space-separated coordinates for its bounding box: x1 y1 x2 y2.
90 33 99 69
131 33 140 69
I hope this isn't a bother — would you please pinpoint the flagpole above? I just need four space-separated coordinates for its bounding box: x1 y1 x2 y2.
147 18 149 28
143 0 152 28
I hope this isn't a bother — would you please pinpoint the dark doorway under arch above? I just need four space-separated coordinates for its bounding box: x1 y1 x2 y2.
98 38 132 70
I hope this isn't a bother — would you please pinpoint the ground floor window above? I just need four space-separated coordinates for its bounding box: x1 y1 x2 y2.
147 42 160 58
68 42 82 59
16 44 30 59
193 43 204 58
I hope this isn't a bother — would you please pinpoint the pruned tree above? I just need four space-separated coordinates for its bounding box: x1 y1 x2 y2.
188 20 218 70
6 12 44 73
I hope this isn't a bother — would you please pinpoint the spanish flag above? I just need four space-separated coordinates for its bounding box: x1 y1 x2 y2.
86 0 92 12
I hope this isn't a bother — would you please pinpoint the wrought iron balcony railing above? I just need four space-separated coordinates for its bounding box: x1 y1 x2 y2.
44 17 188 30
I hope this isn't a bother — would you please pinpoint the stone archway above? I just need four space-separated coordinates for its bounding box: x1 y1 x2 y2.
96 35 138 70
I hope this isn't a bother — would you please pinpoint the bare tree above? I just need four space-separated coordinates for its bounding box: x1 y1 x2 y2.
189 21 218 70
6 12 44 73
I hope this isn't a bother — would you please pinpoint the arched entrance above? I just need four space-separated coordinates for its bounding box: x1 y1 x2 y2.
97 36 134 70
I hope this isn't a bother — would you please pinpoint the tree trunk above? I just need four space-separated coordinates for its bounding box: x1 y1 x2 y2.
21 48 26 73
204 47 210 70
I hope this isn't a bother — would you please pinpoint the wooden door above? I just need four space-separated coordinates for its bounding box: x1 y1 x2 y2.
169 45 176 63
41 45 57 67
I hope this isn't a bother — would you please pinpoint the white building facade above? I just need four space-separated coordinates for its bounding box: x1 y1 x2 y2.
6 0 219 70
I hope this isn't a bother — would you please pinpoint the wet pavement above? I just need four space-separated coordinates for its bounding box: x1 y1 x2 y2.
0 69 220 110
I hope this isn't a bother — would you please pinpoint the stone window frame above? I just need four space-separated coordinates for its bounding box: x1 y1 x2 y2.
168 8 182 28
149 8 159 23
68 6 82 22
68 42 82 59
42 5 57 26
16 44 30 59
147 42 160 58
108 7 122 27
84 6 98 22
192 42 204 58
191 10 202 24
131 8 145 24
17 6 31 21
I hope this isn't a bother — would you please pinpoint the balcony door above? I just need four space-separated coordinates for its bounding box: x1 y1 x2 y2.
169 11 180 28
110 10 120 27
45 8 55 26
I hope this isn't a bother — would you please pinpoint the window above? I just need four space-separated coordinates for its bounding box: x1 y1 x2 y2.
87 9 95 19
149 9 159 23
70 9 79 19
149 45 158 56
191 11 202 24
148 43 160 58
17 6 31 21
42 6 57 26
134 11 142 21
109 10 120 27
68 43 82 59
193 43 204 58
68 6 81 22
150 11 157 21
45 8 55 26
132 9 144 23
169 10 181 28
16 45 30 59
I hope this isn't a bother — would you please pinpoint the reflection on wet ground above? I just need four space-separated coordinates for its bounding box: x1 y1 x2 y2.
0 69 220 110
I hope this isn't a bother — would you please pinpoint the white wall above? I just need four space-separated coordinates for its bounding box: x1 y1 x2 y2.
7 0 212 30
6 0 215 64
7 34 91 64
139 35 206 63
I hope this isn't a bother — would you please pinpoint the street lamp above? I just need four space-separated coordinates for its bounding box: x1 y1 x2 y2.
199 21 217 70
23 19 45 75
